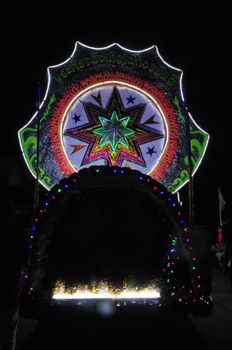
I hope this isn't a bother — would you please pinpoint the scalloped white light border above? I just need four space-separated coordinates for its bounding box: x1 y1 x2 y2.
18 41 209 192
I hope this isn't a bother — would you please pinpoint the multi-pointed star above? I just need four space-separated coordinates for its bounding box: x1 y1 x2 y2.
93 111 134 152
64 87 165 167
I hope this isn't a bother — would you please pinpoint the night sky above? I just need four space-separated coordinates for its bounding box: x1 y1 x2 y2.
0 5 229 234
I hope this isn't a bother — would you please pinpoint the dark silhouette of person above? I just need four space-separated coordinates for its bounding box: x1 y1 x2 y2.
0 169 23 350
221 206 232 287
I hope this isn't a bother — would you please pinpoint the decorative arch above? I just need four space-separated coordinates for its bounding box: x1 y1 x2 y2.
23 166 212 316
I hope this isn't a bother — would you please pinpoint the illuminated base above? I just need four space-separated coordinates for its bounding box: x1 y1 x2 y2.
53 291 161 300
52 280 160 301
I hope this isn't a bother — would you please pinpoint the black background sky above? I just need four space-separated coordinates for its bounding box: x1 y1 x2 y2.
0 4 229 233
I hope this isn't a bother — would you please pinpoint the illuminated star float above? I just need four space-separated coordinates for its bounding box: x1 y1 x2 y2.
18 42 209 193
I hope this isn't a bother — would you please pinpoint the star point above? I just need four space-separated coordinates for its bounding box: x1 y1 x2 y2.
143 115 159 125
69 144 85 155
91 91 102 106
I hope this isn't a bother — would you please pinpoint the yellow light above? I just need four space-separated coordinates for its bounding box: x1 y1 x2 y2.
52 280 160 300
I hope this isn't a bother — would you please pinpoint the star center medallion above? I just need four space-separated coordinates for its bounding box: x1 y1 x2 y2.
63 84 166 169
93 111 134 153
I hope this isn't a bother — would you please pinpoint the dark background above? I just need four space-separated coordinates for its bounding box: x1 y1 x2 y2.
0 4 229 237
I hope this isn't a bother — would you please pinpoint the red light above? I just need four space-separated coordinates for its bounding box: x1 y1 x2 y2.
218 228 223 241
